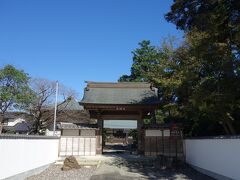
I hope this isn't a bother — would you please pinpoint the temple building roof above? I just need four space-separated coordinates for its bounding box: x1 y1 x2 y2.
80 82 160 105
57 96 84 111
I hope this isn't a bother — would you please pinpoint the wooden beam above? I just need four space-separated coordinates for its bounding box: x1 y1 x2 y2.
99 115 140 120
82 103 159 111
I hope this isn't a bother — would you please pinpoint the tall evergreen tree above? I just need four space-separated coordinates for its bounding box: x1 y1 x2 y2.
165 0 240 135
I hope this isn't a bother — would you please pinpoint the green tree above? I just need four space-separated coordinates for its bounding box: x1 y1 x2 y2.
165 0 240 135
119 1 240 135
119 40 160 82
120 35 240 135
165 0 240 51
119 38 183 124
0 65 33 133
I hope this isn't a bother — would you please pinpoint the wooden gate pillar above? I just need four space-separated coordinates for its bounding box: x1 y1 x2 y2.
151 111 157 125
96 119 103 154
137 118 144 155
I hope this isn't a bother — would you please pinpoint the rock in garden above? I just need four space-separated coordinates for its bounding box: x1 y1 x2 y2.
61 156 81 171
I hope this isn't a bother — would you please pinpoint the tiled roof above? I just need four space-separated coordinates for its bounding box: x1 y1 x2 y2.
43 97 92 125
3 122 30 133
4 112 33 121
45 97 84 111
81 82 160 105
57 97 84 111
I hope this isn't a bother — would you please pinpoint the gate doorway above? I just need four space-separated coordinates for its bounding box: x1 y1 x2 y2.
103 120 137 154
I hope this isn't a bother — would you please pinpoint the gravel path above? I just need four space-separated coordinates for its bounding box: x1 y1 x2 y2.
26 165 96 180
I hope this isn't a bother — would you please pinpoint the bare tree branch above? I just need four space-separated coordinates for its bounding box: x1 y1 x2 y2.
27 78 79 134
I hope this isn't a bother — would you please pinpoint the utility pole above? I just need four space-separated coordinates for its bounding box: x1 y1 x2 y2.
53 81 59 136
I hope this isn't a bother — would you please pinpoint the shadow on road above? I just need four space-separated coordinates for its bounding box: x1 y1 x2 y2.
90 153 214 180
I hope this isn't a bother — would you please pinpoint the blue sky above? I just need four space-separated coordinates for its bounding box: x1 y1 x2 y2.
0 0 182 99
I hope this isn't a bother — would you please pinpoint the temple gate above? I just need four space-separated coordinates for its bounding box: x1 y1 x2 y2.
80 82 160 154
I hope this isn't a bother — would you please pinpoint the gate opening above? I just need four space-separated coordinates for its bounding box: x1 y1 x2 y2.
103 120 137 154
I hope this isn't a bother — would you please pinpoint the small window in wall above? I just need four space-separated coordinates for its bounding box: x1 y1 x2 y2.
81 129 95 136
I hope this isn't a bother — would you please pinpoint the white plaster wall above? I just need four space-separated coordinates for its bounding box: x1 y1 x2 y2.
0 137 59 179
185 138 240 180
62 129 79 136
45 129 61 136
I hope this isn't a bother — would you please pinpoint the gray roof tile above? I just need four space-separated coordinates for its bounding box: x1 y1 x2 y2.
58 97 83 111
81 82 160 105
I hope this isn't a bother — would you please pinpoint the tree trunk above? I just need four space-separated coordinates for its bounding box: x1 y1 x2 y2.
225 113 236 135
0 112 4 134
225 119 236 135
220 113 236 135
29 118 40 134
221 121 230 135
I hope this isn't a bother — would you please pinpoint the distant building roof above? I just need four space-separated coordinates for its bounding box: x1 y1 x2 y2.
58 97 84 111
3 122 31 133
43 97 92 126
4 112 33 121
57 123 98 130
45 97 84 111
81 82 160 105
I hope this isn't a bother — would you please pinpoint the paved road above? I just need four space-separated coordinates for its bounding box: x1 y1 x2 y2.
90 164 142 180
27 154 215 180
90 153 214 180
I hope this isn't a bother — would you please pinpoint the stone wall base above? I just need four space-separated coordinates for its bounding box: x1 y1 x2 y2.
5 164 50 180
